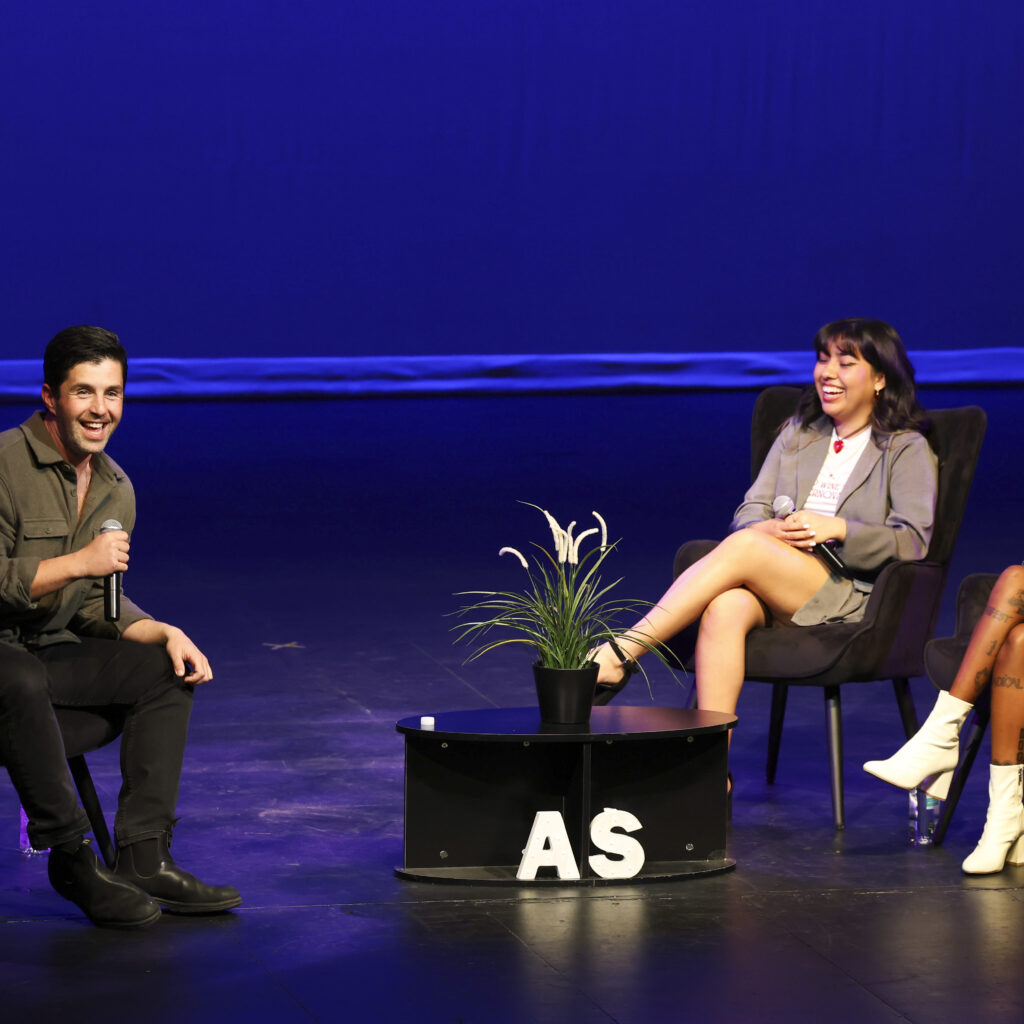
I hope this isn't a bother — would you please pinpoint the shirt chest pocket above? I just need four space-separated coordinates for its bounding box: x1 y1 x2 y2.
21 517 70 556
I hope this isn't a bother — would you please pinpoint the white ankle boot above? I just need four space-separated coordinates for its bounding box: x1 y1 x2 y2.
862 690 973 800
961 764 1024 874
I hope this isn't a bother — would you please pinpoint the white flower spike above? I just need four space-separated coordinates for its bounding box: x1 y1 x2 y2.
563 521 577 563
569 527 599 564
539 508 569 563
498 546 529 569
592 511 608 550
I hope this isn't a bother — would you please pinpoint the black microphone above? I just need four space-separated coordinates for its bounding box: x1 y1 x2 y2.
772 496 850 578
100 518 122 621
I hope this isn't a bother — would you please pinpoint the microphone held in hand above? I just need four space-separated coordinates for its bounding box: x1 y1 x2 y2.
100 518 122 621
772 496 850 578
771 495 796 519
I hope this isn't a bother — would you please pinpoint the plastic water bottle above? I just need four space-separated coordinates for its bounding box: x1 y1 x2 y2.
908 788 939 846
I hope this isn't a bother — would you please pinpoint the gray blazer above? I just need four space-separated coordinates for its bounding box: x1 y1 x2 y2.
732 416 938 578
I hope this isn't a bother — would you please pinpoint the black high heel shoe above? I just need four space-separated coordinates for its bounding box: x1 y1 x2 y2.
592 640 639 706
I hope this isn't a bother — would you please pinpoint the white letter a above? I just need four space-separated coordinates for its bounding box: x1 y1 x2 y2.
516 811 581 880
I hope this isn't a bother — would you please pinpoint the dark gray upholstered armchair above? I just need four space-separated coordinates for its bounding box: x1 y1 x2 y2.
4 708 123 867
669 386 987 830
925 573 998 845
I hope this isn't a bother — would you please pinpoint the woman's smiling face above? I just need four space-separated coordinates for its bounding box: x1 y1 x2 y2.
813 339 886 430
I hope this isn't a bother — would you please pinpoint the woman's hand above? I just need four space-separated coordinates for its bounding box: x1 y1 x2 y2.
749 511 846 550
749 515 813 548
795 510 847 545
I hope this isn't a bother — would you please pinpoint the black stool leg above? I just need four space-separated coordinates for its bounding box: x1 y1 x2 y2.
67 755 116 868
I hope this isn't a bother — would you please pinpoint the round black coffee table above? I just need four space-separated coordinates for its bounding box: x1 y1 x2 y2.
395 705 736 884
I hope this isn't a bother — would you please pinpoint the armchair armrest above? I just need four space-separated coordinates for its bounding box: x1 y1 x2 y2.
953 573 999 639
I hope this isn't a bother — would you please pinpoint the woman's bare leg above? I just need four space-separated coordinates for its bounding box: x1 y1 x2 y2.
694 590 766 793
949 565 1024 704
592 529 828 685
989 623 1024 764
961 623 1024 874
694 588 768 715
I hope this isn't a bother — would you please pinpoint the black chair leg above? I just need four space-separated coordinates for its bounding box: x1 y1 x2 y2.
685 678 698 710
933 698 991 846
891 677 919 739
766 683 788 783
824 686 845 830
67 755 116 868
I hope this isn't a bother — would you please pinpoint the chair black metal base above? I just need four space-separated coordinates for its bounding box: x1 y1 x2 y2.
763 679 919 831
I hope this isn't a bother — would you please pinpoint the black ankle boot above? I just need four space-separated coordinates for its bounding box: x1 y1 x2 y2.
48 838 162 929
115 834 242 914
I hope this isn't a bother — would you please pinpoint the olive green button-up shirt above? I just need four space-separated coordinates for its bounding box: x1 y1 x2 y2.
0 411 150 648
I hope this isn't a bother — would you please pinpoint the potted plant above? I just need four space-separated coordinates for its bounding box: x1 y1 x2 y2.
452 504 669 724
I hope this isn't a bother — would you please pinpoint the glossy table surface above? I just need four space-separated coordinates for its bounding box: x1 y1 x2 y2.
396 705 736 741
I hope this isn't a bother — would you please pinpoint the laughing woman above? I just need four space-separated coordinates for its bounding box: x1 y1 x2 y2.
590 318 938 747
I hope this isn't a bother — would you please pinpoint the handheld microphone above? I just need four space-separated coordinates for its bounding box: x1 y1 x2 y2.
100 518 122 621
772 496 850 578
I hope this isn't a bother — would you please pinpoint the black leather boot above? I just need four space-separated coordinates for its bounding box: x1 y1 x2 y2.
48 839 162 929
115 834 242 914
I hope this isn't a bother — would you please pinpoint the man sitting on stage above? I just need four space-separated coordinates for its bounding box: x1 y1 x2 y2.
0 325 240 928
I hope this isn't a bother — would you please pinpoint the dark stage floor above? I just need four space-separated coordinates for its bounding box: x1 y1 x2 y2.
1 385 1021 1023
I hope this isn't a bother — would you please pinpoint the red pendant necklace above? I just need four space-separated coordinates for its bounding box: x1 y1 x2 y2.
833 423 869 454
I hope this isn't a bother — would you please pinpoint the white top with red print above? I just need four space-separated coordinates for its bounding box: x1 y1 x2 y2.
803 428 873 517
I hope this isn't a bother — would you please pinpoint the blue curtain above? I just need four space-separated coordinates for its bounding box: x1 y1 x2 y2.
2 2 1021 361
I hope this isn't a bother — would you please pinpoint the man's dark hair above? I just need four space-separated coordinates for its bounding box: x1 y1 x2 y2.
43 326 128 394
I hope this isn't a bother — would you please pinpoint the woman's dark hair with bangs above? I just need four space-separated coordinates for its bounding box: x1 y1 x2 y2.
795 317 928 435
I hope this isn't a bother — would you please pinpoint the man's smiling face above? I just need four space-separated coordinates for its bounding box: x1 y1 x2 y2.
42 358 125 464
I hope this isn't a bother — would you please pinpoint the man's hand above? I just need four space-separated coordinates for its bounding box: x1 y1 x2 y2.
30 529 130 600
165 627 213 684
73 529 130 578
122 620 214 684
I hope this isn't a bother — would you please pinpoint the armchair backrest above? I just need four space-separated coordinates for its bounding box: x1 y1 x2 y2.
750 385 801 481
924 405 987 565
748 386 987 570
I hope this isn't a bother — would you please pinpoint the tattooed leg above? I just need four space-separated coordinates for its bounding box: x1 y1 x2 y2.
990 623 1024 765
949 565 1024 704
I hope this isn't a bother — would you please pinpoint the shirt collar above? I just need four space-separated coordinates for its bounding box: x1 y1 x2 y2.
19 410 124 482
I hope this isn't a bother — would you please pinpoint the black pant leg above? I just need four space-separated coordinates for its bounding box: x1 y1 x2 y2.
0 642 90 849
36 638 195 846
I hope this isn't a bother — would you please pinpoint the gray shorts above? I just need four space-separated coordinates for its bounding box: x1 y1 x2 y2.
790 573 873 626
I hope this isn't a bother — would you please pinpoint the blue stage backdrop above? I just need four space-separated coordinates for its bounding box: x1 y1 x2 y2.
2 2 1022 366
